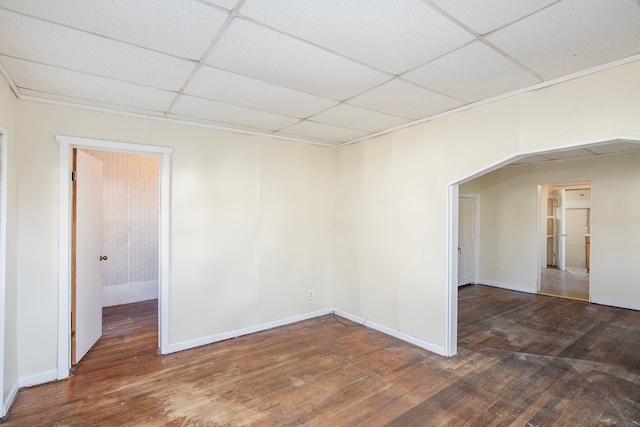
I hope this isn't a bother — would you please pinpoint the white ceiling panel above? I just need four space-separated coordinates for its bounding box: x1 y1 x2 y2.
404 41 540 103
348 79 463 120
239 0 474 74
0 0 229 60
586 141 640 155
510 155 553 165
205 18 391 100
2 56 176 112
1 0 639 146
486 0 640 80
541 148 597 160
171 95 300 131
310 104 409 133
200 0 239 10
278 121 368 144
0 10 195 91
429 0 558 35
185 66 338 118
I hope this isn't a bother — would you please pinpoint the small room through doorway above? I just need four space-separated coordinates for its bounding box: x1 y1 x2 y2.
538 182 591 301
72 148 160 365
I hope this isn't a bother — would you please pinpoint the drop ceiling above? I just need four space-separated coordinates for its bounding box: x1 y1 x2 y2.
1 0 640 146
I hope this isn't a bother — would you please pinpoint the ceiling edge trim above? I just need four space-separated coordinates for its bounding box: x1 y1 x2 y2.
16 94 338 148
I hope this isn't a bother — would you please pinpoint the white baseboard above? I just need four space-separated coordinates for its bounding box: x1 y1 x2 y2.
332 309 446 356
164 308 333 354
102 280 158 307
3 379 18 417
591 297 640 311
479 280 537 294
18 369 57 389
166 307 446 357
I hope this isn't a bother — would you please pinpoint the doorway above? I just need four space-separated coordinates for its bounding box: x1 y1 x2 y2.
56 135 171 379
538 182 590 301
72 148 161 365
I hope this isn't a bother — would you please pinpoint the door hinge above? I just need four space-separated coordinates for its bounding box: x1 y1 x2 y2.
71 330 76 338
71 171 77 182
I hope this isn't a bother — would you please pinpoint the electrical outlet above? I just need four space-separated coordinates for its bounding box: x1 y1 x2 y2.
308 290 314 300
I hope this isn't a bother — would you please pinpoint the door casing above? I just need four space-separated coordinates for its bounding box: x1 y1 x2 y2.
56 135 172 379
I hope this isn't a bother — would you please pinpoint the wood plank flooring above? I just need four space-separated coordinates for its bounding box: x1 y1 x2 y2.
4 285 640 426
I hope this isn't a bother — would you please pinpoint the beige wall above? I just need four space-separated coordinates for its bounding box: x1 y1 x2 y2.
0 72 19 408
2 57 640 386
14 101 335 378
334 59 640 350
464 152 640 309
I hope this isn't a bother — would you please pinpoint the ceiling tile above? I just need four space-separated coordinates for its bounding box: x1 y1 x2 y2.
510 155 552 165
429 0 557 35
2 56 176 112
586 141 640 155
542 148 596 160
278 121 369 143
309 104 409 133
404 41 540 103
205 18 391 100
0 9 195 91
185 66 339 118
348 79 463 120
486 0 640 80
239 0 474 74
200 0 239 10
171 95 300 131
0 0 229 60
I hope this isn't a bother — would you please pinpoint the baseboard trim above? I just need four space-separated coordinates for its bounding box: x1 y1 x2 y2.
102 280 158 307
18 369 58 389
591 297 640 311
164 308 333 354
332 309 446 356
479 280 537 294
3 379 19 417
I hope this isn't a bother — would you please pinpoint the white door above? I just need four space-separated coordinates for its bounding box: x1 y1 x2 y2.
458 197 477 286
565 208 589 269
555 189 566 271
74 149 104 363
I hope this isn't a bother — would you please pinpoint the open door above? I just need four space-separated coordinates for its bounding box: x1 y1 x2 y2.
555 189 566 271
72 149 104 364
458 196 477 286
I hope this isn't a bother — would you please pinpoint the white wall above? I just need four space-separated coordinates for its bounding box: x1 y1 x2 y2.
0 71 18 412
334 59 640 351
83 150 159 306
4 57 640 387
466 152 640 309
14 101 335 379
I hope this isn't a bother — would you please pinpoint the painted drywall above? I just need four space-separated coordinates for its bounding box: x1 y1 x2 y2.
467 152 640 309
83 150 160 306
334 59 640 350
0 71 19 411
14 101 335 378
6 57 640 385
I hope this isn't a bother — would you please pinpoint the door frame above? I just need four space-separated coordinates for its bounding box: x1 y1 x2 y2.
56 135 172 379
0 128 7 416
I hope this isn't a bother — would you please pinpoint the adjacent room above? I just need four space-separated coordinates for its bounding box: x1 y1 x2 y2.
0 0 639 425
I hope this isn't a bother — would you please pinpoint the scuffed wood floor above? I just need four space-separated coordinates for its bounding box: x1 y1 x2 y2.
4 285 640 426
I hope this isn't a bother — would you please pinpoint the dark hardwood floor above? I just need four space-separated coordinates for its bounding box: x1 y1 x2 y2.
4 286 640 426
